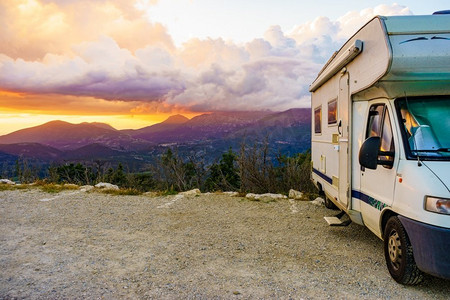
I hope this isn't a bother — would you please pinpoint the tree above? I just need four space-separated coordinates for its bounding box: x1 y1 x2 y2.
205 148 240 191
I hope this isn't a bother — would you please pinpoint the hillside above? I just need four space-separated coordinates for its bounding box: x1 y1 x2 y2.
0 121 152 151
0 109 311 172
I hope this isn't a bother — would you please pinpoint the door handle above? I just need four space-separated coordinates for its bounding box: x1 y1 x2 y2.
338 120 342 135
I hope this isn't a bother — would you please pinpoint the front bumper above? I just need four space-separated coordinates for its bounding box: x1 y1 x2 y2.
399 215 450 279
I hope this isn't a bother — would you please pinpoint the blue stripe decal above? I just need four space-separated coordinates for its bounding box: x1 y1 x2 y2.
352 190 388 211
312 168 332 184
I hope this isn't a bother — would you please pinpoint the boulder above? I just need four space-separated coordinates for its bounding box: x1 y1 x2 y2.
95 182 119 190
80 185 94 192
245 193 287 202
179 188 201 196
288 189 303 200
223 191 239 197
311 197 325 206
0 179 15 185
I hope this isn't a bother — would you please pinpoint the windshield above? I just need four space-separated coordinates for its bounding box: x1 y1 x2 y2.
396 96 450 161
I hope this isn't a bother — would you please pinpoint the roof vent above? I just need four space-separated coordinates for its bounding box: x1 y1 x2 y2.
433 10 450 15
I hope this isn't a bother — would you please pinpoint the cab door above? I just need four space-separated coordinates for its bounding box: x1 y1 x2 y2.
359 101 398 235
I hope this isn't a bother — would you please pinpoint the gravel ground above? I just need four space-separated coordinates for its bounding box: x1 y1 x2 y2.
0 188 449 299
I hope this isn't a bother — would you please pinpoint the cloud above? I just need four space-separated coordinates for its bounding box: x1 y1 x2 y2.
0 2 412 113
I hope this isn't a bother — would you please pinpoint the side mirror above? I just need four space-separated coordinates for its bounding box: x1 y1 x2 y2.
359 136 381 170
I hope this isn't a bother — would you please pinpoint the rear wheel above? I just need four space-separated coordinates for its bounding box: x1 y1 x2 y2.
324 196 338 210
383 216 423 285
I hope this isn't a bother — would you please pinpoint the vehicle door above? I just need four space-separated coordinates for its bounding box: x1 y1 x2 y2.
359 101 398 235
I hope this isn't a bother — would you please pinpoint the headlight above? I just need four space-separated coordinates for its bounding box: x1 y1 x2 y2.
425 196 450 215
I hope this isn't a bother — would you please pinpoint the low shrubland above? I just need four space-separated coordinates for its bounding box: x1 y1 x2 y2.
5 141 316 196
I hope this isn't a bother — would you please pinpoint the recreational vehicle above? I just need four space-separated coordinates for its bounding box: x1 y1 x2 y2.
310 13 450 284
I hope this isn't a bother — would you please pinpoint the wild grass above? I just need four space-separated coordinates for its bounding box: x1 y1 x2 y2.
38 183 79 193
0 184 28 191
99 188 142 196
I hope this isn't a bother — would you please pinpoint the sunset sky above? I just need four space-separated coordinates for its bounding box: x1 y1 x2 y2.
0 0 447 135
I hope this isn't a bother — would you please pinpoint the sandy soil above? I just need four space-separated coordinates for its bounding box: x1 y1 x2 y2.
0 189 449 299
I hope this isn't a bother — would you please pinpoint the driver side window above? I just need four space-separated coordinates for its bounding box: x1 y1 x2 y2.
366 104 395 168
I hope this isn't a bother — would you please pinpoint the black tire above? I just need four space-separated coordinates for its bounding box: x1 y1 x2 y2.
324 196 338 210
383 216 423 285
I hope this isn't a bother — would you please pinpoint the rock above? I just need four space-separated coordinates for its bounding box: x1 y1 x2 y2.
223 191 239 197
95 182 119 190
80 185 94 192
0 179 15 185
179 188 201 196
288 189 303 200
311 197 325 206
245 193 287 202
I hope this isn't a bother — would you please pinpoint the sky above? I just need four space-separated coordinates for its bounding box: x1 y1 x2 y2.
0 0 448 135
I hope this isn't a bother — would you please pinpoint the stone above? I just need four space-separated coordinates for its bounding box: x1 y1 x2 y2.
0 179 15 185
179 188 201 196
223 191 239 197
95 182 119 190
288 189 303 200
245 193 287 202
311 197 325 206
80 185 94 192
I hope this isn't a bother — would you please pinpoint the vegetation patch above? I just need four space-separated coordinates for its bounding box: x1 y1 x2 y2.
99 188 142 196
38 183 79 194
0 184 28 191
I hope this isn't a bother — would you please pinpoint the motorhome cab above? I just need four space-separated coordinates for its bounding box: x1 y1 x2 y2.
310 13 450 284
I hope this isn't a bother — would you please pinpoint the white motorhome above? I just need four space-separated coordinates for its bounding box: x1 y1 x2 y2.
310 13 450 284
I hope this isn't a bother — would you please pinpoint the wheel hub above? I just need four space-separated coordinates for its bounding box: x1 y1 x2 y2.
388 231 402 267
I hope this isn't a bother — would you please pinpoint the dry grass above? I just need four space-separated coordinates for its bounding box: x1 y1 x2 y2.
99 188 143 196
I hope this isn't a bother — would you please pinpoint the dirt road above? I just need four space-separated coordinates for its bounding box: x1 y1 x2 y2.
0 189 448 299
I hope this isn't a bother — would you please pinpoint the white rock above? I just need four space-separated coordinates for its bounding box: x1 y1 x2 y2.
0 179 15 185
223 191 239 197
95 182 119 190
80 185 94 192
245 193 287 201
288 189 303 200
311 197 325 206
179 188 201 196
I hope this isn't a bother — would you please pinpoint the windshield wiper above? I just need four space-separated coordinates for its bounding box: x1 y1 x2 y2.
412 148 450 153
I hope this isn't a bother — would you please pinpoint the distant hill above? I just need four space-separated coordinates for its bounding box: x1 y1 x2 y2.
125 111 274 143
0 109 311 171
0 120 152 151
0 143 62 160
123 114 190 140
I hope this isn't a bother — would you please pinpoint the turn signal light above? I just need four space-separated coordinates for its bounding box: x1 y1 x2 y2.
425 196 450 215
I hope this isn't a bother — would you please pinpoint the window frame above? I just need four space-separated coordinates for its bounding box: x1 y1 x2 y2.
365 103 395 169
314 105 322 135
327 98 338 126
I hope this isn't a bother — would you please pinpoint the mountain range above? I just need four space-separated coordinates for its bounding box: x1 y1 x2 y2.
0 108 311 173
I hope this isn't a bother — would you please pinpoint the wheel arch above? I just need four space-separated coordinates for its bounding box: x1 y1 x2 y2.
380 209 398 239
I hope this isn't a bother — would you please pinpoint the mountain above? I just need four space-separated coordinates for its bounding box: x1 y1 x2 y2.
0 109 312 171
126 111 274 143
122 114 189 140
0 143 62 160
0 120 152 151
62 143 125 160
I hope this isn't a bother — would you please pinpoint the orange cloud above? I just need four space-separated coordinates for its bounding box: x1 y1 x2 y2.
0 0 172 61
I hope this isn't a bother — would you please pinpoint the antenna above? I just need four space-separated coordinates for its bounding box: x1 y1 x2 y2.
404 93 422 167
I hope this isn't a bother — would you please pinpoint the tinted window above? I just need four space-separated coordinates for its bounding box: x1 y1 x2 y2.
314 106 322 134
328 99 337 125
366 104 395 168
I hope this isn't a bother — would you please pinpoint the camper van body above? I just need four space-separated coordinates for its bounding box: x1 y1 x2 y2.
310 15 450 283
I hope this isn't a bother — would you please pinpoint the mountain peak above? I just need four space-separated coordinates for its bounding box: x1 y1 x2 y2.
162 114 189 125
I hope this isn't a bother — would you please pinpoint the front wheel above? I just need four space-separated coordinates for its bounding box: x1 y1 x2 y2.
383 216 423 285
